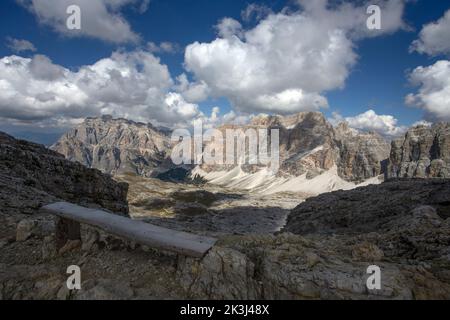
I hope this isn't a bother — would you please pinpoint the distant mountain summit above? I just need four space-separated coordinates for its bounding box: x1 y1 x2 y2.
52 115 171 177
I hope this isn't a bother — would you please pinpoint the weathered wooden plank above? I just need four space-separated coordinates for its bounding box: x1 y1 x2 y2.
42 202 217 258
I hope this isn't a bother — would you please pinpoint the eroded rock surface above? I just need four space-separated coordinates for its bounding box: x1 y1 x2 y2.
0 132 137 299
284 178 450 234
178 179 450 300
335 122 390 182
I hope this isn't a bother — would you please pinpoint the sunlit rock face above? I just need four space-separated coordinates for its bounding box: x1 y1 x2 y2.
52 115 171 177
387 123 450 179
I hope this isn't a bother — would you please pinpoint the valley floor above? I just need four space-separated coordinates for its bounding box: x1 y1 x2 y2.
115 174 308 236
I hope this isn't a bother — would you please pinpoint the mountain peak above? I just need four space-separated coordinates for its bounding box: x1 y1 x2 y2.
250 111 327 129
52 116 171 177
84 115 159 130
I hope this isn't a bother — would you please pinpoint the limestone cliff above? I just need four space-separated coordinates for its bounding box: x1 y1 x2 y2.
387 123 450 178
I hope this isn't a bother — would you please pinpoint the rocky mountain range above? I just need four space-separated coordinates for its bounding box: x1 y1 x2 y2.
199 112 389 180
53 112 389 182
51 112 450 196
192 112 391 194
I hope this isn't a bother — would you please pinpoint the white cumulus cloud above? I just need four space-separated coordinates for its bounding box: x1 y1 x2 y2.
331 110 407 137
184 0 406 115
216 18 243 39
0 51 207 128
410 9 450 56
16 0 149 43
194 107 253 130
406 60 450 121
241 3 272 23
174 73 210 104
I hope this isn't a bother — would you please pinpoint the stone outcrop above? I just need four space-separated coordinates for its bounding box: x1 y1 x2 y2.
271 112 338 177
284 178 450 235
387 123 450 178
52 115 171 177
274 113 390 182
177 226 449 299
0 131 128 216
178 179 450 300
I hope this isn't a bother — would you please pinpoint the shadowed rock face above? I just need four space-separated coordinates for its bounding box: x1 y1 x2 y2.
387 123 450 179
0 131 128 215
284 178 450 235
52 115 171 177
281 114 390 182
279 179 450 298
276 112 338 176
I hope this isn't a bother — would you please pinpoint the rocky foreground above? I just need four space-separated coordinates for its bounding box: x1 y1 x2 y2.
1 132 450 299
180 179 450 299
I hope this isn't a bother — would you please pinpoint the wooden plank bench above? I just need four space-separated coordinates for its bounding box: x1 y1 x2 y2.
41 202 218 258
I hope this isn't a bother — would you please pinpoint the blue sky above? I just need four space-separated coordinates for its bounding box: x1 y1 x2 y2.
0 0 450 143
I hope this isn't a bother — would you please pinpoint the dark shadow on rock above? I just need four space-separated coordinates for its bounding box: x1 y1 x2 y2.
284 178 450 235
141 205 291 236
